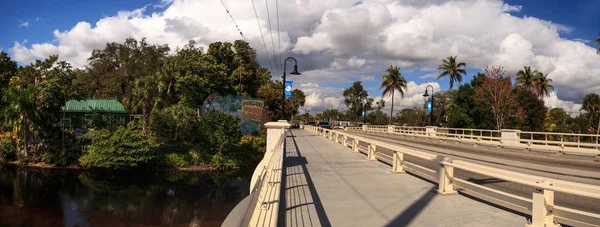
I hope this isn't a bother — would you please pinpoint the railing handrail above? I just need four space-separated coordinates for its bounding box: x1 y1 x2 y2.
304 125 600 226
224 122 288 227
353 125 600 156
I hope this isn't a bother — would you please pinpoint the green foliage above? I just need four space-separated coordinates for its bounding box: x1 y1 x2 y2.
0 135 15 162
343 81 373 123
437 56 467 89
396 108 428 126
447 80 493 129
507 87 547 131
166 153 190 168
79 126 159 169
150 104 199 142
257 81 306 120
366 110 389 125
198 110 243 167
233 135 267 168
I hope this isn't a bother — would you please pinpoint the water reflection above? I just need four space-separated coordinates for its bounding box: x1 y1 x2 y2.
0 165 250 227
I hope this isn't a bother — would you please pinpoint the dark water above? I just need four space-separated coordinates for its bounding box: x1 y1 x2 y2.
0 165 250 227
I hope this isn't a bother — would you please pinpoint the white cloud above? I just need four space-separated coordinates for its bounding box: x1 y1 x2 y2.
418 72 438 79
300 83 319 88
7 0 600 111
19 21 29 28
544 92 582 117
359 75 375 81
573 38 591 44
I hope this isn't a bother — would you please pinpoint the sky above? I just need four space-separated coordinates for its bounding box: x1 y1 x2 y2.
1 0 599 115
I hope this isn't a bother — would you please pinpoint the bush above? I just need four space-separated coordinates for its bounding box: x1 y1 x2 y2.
166 153 190 168
0 133 15 162
41 133 84 166
79 126 159 169
199 110 243 167
233 135 266 168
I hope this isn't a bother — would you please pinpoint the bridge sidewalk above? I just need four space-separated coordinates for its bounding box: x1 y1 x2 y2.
280 129 525 227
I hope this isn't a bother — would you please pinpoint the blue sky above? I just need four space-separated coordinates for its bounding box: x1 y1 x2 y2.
0 0 160 50
1 0 599 113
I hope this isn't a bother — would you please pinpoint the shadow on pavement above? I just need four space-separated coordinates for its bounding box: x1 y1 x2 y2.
385 190 437 227
279 129 332 227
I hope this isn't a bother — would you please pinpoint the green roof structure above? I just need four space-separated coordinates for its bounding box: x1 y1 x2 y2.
63 99 127 113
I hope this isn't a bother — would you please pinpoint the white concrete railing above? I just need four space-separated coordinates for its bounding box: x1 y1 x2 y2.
347 125 600 157
223 121 289 227
305 125 600 227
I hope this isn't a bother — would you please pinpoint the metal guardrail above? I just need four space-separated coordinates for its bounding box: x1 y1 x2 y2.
223 121 288 227
347 125 600 157
304 125 600 227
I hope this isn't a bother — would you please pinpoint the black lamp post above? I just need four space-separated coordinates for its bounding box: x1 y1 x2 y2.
282 57 301 121
423 85 434 126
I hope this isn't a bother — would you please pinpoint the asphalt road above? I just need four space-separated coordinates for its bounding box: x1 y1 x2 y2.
335 130 600 216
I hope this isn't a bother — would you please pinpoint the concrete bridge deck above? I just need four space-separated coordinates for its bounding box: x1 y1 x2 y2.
280 129 525 227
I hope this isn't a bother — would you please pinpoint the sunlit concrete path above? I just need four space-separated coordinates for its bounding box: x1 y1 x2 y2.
280 129 525 227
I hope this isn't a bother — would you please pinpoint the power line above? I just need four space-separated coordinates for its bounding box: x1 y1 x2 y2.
250 0 274 76
219 0 246 42
276 0 282 76
264 0 279 77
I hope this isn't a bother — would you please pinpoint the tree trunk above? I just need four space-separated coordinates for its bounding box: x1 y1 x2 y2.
390 89 395 125
23 116 29 158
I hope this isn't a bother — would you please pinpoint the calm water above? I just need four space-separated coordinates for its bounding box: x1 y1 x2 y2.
0 165 250 227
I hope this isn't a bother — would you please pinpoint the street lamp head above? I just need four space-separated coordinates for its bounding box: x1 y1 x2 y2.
423 89 430 97
290 64 301 75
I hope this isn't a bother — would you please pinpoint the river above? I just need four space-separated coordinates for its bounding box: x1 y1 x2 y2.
0 165 250 226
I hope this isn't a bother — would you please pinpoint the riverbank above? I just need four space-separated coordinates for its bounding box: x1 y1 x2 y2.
0 160 242 173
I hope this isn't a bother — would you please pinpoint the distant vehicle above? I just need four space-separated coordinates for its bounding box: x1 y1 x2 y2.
307 122 316 126
318 121 331 129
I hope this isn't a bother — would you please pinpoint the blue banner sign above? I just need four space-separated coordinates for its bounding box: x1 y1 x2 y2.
285 81 293 98
362 110 366 117
427 100 432 113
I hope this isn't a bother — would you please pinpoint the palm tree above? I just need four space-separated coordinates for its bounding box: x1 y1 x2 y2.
380 65 408 124
535 73 554 99
437 56 467 89
516 66 541 91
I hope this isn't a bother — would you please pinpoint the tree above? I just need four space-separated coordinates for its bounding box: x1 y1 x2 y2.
0 52 18 132
581 93 600 113
343 81 373 122
534 73 554 99
3 56 82 159
367 100 389 125
79 125 160 169
129 73 164 133
376 99 386 111
475 66 516 130
544 108 572 133
198 110 243 167
437 56 467 89
80 37 170 102
508 87 547 131
396 108 428 126
257 81 305 120
380 65 407 124
447 76 494 129
581 93 600 133
516 66 540 91
322 109 341 123
429 90 457 126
